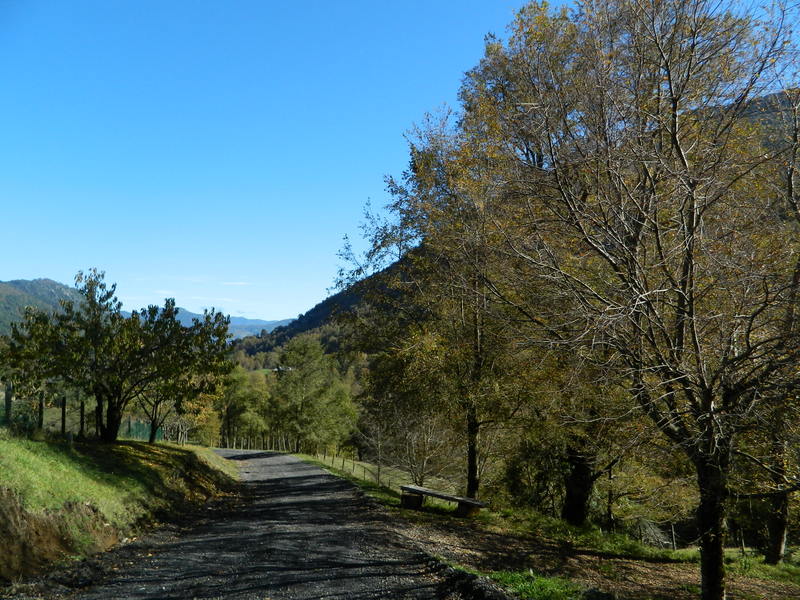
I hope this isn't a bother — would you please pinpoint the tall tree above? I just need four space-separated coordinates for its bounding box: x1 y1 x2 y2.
272 335 356 453
346 114 526 498
216 365 269 447
457 2 799 597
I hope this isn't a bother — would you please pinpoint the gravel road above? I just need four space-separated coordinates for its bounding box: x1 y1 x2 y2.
30 451 466 600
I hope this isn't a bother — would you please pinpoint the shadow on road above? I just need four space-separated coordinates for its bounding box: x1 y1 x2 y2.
58 451 457 600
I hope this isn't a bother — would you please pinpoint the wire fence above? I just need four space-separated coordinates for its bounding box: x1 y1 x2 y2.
311 451 459 498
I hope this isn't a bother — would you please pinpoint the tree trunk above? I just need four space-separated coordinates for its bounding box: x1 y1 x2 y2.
764 424 789 564
3 381 12 425
148 404 160 444
606 468 615 532
561 447 595 526
466 402 479 498
696 460 729 600
148 420 159 444
79 398 85 438
101 402 123 443
764 491 789 564
95 396 103 437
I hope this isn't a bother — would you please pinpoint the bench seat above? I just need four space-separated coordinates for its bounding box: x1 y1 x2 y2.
400 484 486 517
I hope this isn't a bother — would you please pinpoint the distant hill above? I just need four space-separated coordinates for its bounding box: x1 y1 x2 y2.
0 279 82 335
231 252 413 357
740 89 798 145
0 278 291 339
175 312 293 338
267 286 361 346
230 283 362 357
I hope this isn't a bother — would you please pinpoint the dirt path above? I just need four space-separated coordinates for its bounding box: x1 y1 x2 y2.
7 451 465 600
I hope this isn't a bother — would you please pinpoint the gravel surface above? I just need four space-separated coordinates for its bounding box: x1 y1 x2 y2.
7 451 469 600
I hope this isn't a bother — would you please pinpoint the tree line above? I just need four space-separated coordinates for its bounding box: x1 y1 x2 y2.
218 333 357 454
331 2 800 599
0 269 359 454
0 270 230 443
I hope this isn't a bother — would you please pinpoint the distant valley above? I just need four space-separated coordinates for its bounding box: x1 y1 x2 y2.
0 278 292 338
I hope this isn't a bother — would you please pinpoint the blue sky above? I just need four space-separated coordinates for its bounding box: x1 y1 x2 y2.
0 0 534 319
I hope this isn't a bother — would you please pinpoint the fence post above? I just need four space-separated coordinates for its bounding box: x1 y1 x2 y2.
60 395 67 437
79 396 85 438
3 380 12 426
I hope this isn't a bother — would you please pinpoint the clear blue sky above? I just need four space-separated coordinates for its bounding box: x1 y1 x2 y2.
0 0 536 320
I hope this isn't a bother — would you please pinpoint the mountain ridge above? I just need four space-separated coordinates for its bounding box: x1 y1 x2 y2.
0 278 291 338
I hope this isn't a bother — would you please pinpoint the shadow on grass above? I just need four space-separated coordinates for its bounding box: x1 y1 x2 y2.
34 439 237 521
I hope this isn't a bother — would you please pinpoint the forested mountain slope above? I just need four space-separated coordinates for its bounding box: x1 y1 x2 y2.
231 252 412 355
0 279 82 335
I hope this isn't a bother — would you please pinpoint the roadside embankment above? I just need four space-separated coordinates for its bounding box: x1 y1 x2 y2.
0 431 238 583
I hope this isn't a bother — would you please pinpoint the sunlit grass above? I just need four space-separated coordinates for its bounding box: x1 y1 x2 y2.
726 549 800 584
0 432 238 527
488 570 584 600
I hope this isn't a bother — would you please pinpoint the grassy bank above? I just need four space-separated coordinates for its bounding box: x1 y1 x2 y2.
0 428 238 582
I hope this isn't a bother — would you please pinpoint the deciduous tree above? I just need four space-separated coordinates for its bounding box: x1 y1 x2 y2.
4 270 231 442
459 2 799 597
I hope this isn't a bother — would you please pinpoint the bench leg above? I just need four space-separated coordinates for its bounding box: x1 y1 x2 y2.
456 502 480 518
401 493 424 510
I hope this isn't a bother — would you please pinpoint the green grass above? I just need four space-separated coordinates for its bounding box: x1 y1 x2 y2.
0 433 140 524
0 428 240 581
0 429 238 527
488 571 584 600
190 443 240 481
727 550 800 584
298 451 800 592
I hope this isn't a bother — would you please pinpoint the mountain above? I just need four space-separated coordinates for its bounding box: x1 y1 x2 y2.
0 279 82 335
174 311 293 338
266 286 361 346
230 284 361 356
231 252 412 357
0 278 291 339
740 89 798 145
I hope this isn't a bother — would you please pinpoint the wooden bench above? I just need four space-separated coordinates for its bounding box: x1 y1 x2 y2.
400 484 486 517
